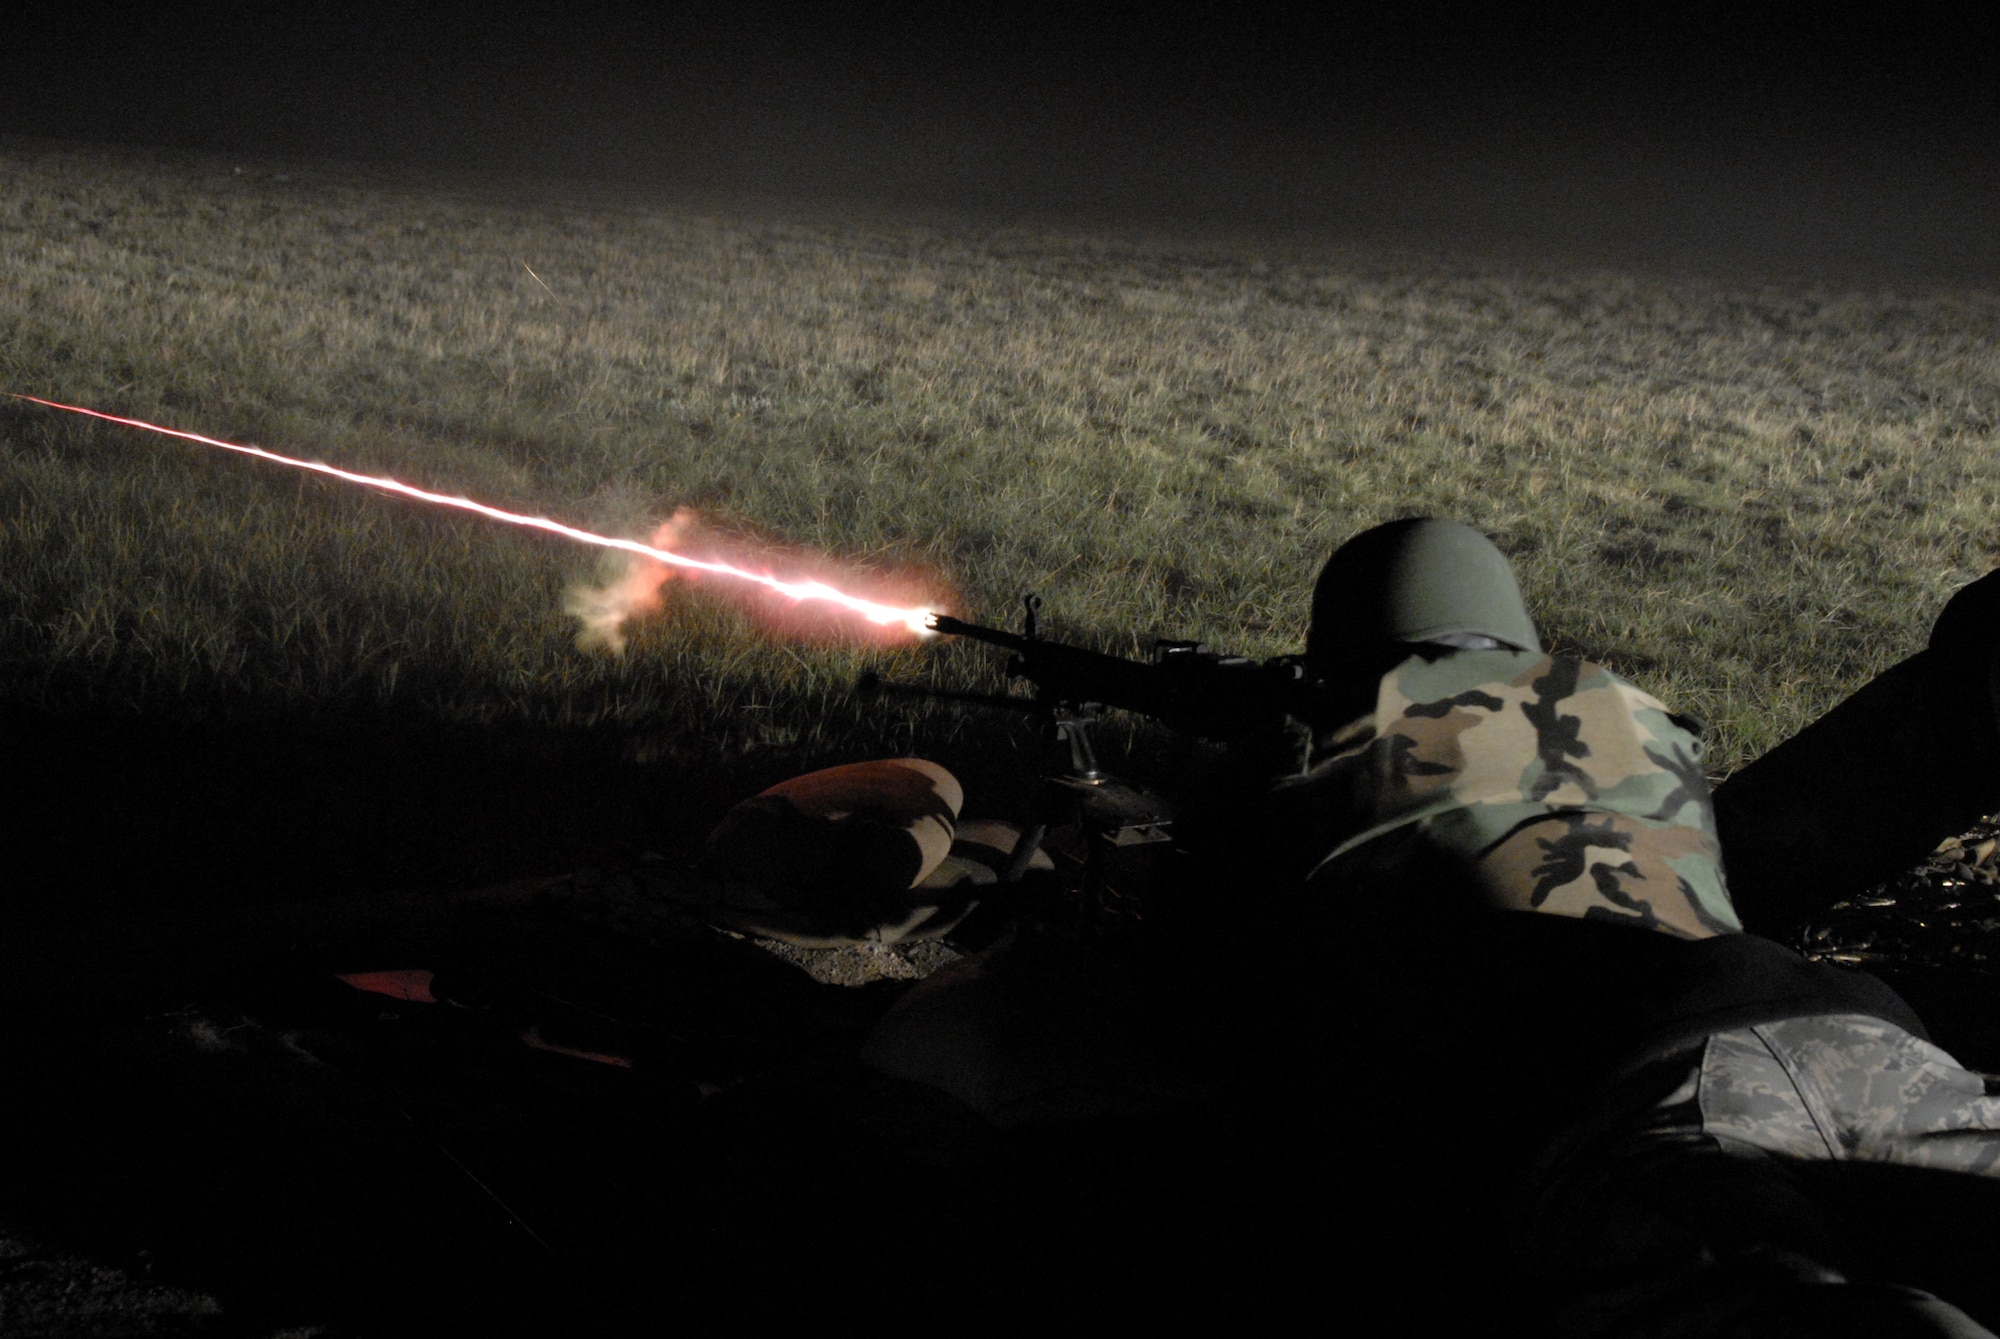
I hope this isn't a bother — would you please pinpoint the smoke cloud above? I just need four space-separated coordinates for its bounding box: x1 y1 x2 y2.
564 509 700 654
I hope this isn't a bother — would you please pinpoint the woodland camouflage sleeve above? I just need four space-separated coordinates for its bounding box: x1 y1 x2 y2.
1297 648 1742 940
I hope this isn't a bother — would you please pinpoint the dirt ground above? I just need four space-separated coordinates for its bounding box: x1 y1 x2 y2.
0 872 970 1336
0 702 1293 1334
8 700 2000 1336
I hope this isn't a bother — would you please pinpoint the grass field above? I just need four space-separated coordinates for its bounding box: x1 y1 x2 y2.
7 127 2000 1339
4 136 1997 811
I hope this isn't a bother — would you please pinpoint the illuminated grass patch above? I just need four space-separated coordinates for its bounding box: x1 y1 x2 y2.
3 140 1996 775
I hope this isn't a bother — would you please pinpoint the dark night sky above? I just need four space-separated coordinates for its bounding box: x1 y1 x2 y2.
6 2 1996 280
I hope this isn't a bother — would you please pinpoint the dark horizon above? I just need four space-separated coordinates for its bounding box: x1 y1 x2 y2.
7 3 1996 283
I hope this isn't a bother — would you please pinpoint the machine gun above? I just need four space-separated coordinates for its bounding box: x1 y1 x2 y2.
920 595 1322 742
861 596 1325 928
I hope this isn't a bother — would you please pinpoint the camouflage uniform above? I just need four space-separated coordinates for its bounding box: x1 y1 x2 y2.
1519 1013 2000 1338
1280 646 2000 1335
1290 647 1739 940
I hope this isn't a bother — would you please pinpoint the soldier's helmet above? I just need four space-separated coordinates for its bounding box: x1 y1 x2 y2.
1306 517 1541 682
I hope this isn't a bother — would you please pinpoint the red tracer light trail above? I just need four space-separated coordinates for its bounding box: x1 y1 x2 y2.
13 395 940 636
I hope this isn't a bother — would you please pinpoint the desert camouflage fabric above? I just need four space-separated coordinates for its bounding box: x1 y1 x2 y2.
1289 648 1742 939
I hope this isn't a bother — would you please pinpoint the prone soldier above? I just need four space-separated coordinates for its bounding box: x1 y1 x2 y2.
1267 517 2000 1336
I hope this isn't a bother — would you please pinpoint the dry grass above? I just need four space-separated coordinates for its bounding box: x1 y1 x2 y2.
4 138 1997 775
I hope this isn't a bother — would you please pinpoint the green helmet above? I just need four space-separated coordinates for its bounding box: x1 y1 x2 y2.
1306 518 1541 680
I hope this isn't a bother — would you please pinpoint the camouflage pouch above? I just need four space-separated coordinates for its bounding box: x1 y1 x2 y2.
1294 649 1741 940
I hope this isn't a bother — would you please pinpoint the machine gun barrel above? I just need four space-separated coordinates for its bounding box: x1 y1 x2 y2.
925 612 1174 718
924 607 1320 739
924 613 1024 648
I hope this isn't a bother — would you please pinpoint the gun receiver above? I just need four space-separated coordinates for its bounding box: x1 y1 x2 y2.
924 597 1318 741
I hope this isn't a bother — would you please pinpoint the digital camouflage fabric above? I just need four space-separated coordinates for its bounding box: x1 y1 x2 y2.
1291 649 1741 940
